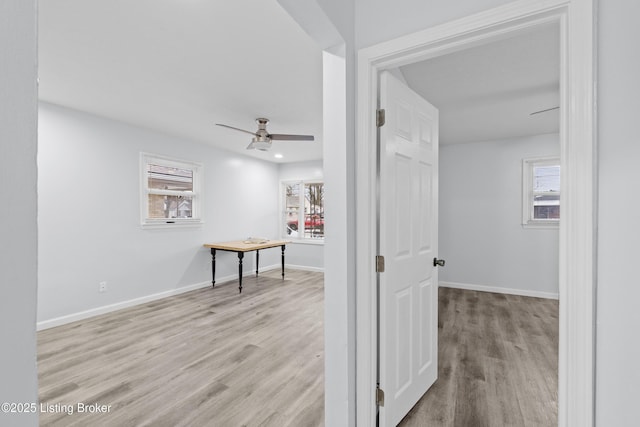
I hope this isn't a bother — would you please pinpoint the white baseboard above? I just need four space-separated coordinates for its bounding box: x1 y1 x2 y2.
285 264 324 273
37 280 212 331
220 263 323 274
251 263 323 273
38 268 271 331
439 281 559 300
37 264 322 331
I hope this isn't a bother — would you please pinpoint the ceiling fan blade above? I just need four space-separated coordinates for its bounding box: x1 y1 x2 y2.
216 123 259 137
269 134 315 141
246 141 256 150
530 106 560 116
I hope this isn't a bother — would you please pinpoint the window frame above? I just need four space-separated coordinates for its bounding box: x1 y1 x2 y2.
522 156 560 228
140 152 204 229
281 179 325 244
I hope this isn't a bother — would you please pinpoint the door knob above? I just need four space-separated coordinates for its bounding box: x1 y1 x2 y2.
433 258 445 267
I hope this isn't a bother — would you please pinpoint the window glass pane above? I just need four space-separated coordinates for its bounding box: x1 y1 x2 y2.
285 183 300 235
533 165 560 192
304 183 324 239
148 164 193 191
148 194 193 219
523 158 560 225
533 194 560 219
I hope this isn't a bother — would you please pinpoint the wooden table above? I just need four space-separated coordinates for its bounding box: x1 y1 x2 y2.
203 239 291 293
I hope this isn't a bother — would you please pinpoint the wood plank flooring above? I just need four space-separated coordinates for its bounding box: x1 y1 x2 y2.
37 269 324 427
38 274 557 427
399 287 559 427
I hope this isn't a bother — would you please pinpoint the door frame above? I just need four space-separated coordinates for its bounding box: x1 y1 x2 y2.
355 0 596 426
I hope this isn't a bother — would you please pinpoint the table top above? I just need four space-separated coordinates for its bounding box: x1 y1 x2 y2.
203 239 291 252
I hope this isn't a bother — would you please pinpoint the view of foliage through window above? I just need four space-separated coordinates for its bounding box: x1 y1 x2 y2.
284 181 324 240
147 164 194 219
140 153 202 227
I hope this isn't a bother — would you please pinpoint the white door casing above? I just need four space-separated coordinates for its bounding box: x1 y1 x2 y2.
357 2 595 426
378 71 439 426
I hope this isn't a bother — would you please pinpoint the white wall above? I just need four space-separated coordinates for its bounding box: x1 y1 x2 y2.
349 2 640 427
280 3 357 424
278 159 324 181
278 160 325 271
323 48 355 427
5 2 635 426
38 102 280 327
283 1 640 425
439 134 559 298
596 1 640 425
0 0 39 425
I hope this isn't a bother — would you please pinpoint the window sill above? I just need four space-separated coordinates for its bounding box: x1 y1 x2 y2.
141 220 204 230
522 221 559 229
284 238 325 246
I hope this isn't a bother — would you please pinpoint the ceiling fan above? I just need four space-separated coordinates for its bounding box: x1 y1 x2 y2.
216 118 314 151
530 106 560 115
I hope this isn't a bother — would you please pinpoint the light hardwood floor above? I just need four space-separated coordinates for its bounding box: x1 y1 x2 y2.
38 274 557 427
37 269 324 427
399 287 559 427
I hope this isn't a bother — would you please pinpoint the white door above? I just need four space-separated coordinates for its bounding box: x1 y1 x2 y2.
378 71 440 426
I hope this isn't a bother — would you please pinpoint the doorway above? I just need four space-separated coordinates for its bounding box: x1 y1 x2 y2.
356 1 596 426
385 23 561 424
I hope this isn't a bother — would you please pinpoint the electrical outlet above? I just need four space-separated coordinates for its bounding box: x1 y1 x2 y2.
99 281 107 293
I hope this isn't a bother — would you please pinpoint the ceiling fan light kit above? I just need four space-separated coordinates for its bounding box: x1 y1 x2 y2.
216 117 314 151
247 139 272 151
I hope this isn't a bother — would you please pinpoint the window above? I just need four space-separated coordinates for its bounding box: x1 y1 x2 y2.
140 153 203 228
522 157 560 227
282 180 324 241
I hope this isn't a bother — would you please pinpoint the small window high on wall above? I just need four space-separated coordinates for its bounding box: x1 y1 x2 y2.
282 180 324 241
140 153 203 228
522 157 560 228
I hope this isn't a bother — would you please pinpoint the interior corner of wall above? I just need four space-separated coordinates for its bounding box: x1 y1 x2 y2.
277 0 345 52
325 43 346 57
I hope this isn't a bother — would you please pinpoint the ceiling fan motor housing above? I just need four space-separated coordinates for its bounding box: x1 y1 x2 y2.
254 118 272 145
256 118 270 128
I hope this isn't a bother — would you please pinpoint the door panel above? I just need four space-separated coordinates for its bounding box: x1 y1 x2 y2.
419 278 434 374
378 70 439 426
394 154 412 257
395 287 412 392
418 162 432 252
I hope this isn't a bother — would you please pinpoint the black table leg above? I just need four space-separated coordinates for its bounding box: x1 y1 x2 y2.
281 245 285 279
256 250 259 276
238 252 244 293
210 248 216 287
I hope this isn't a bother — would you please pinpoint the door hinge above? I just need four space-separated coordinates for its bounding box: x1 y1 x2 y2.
376 108 386 127
376 386 385 407
375 255 385 273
